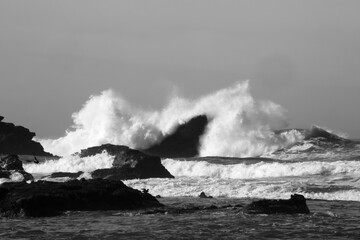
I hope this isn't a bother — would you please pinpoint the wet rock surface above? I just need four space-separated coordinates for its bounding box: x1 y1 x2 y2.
244 194 310 214
0 178 163 217
78 144 174 180
0 154 34 181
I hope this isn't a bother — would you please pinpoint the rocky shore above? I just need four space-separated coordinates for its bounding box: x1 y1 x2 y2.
0 178 162 217
0 116 53 156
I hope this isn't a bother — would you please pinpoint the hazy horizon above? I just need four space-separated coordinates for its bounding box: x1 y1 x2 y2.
1 0 360 138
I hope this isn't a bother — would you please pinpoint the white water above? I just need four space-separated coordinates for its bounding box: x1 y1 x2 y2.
124 176 360 202
161 158 360 179
24 151 114 174
3 151 359 202
40 81 303 157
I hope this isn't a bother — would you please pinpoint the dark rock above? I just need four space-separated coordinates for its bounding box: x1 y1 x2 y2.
199 192 213 199
0 154 34 181
78 144 174 180
0 178 163 217
0 154 24 171
244 194 310 214
144 115 209 158
155 195 162 198
48 172 84 179
0 116 53 156
0 170 10 179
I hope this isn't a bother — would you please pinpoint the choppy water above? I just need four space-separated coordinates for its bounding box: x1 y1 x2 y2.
1 197 360 239
2 125 360 239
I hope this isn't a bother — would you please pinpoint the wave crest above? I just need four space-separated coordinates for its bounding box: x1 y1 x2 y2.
40 81 303 157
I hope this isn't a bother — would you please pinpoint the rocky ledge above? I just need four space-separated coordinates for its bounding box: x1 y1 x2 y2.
0 154 34 181
0 116 53 156
0 178 163 217
244 194 310 214
79 144 174 180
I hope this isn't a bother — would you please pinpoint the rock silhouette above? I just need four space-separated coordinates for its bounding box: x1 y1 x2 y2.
0 116 53 156
144 115 209 158
244 194 310 214
0 178 163 217
78 144 174 180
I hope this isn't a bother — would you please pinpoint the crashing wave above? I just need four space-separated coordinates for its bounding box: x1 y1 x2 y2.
40 81 304 157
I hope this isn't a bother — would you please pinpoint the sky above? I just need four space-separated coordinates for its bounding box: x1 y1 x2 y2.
1 0 360 138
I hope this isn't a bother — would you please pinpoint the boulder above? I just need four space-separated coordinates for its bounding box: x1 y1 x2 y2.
244 194 310 214
0 116 53 156
0 154 34 181
78 144 174 180
144 115 209 158
0 178 163 217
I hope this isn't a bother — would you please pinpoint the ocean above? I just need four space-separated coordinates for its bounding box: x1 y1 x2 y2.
2 82 360 239
1 127 359 239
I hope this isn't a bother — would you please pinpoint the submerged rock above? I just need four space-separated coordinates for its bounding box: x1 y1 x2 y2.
199 192 213 199
0 178 163 217
0 154 34 181
78 144 174 180
244 194 310 214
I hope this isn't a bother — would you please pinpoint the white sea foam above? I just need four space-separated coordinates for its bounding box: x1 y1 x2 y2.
161 158 360 179
0 171 25 184
124 176 360 201
40 81 303 157
24 151 114 174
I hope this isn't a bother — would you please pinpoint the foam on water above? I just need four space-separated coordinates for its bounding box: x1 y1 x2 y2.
162 158 360 179
24 151 114 174
39 81 303 157
124 176 360 201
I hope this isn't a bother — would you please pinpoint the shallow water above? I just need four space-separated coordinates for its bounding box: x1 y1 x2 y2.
1 197 360 240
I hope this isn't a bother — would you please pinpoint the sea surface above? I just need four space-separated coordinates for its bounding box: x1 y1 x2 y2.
2 127 360 239
1 198 360 239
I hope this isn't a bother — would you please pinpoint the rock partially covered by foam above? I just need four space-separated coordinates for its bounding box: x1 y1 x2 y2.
144 115 209 158
0 116 52 156
244 194 310 214
78 144 174 180
0 178 163 217
0 154 33 181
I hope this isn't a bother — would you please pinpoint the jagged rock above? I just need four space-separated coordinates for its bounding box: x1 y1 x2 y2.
144 115 209 158
0 116 53 156
78 144 174 180
0 178 163 217
244 194 310 214
199 192 213 199
0 154 34 181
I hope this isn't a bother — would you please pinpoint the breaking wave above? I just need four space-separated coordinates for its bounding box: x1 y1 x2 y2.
162 158 360 179
40 81 303 157
24 151 114 174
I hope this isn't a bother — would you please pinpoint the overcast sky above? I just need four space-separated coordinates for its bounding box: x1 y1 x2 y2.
1 0 360 138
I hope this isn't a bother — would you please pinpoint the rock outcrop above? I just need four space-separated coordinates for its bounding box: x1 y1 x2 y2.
0 116 52 156
0 178 163 217
78 144 174 180
0 154 34 181
244 194 310 214
144 115 209 158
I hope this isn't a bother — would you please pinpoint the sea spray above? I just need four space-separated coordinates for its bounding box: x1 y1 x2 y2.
24 151 114 174
40 81 303 157
161 158 360 179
